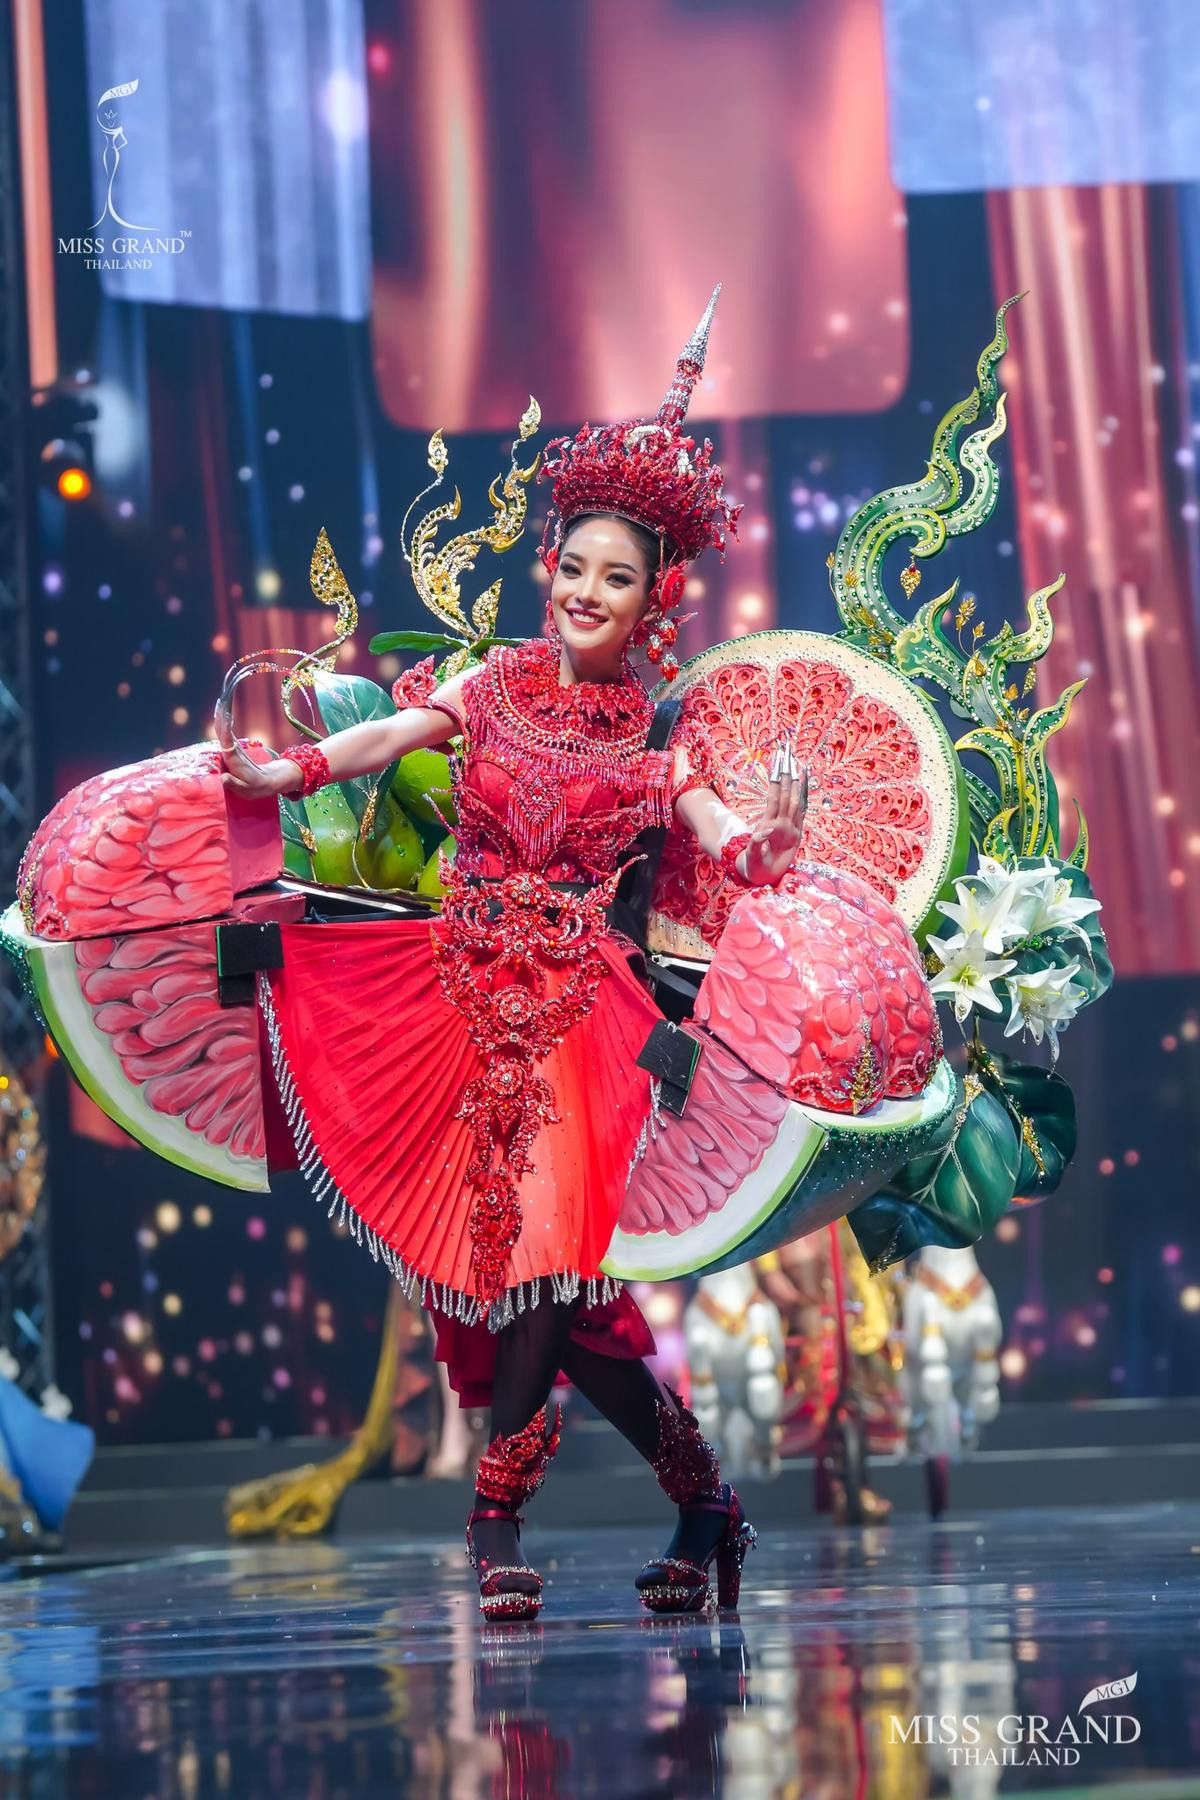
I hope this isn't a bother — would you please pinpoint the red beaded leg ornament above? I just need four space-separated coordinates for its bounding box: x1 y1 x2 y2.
278 740 332 797
466 1404 562 1623
636 1387 757 1615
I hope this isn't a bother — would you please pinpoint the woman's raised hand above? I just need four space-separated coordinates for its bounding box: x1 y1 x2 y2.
213 702 301 798
742 735 809 886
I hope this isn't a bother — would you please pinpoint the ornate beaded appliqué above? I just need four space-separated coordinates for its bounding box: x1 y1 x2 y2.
431 861 628 1308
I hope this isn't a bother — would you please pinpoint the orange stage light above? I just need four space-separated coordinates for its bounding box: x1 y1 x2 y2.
57 466 91 500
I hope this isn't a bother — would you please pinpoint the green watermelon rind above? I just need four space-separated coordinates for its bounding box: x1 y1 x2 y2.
693 1058 960 1274
649 628 970 954
601 1056 957 1283
1 903 268 1193
913 754 973 948
601 1105 827 1284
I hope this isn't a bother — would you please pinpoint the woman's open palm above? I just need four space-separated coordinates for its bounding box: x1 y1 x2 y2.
743 738 809 886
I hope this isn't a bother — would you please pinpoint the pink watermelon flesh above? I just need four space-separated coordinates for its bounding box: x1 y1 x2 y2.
9 887 304 1184
18 744 282 942
618 1030 790 1237
652 639 962 955
694 867 941 1114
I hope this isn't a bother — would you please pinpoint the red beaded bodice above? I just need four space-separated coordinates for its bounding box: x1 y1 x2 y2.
449 639 680 881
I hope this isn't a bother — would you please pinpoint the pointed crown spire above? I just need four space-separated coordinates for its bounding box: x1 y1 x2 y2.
539 284 739 568
657 283 720 431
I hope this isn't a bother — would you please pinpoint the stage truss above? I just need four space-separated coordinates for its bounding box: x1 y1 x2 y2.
0 5 54 1397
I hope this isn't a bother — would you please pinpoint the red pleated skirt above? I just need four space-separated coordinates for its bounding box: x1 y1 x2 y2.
260 916 662 1395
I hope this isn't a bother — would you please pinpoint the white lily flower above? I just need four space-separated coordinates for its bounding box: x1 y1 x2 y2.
973 854 1102 949
1014 864 1102 947
970 857 1052 940
973 853 1022 893
973 854 1046 900
1003 961 1087 1061
928 929 1018 1024
936 873 1019 953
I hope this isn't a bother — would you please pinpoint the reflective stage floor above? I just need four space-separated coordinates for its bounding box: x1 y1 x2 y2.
0 1504 1197 1797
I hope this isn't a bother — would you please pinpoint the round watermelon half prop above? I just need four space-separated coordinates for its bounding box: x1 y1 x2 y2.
649 630 970 959
601 1037 957 1283
1 901 273 1191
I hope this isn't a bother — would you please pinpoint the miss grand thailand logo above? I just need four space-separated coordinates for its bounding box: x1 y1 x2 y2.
57 80 190 269
889 1672 1141 1769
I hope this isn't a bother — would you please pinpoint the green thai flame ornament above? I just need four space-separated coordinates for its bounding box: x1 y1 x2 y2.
828 294 1087 871
825 297 1111 1272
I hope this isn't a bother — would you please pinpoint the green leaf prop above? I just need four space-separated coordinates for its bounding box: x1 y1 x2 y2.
367 628 523 656
367 630 458 655
974 1048 1077 1200
309 672 401 841
827 299 1092 871
849 1082 1021 1272
278 794 309 849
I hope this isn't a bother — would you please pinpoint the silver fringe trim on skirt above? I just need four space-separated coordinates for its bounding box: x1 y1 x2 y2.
624 1076 666 1192
257 972 622 1333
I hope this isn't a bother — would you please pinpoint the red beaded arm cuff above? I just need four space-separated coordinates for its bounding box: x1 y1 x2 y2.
718 829 754 887
279 740 332 797
669 701 720 807
391 654 467 737
671 766 713 804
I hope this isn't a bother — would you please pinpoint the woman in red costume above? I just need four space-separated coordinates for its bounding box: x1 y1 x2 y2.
223 294 841 1622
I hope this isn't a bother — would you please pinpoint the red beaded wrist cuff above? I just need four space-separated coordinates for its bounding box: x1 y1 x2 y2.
280 741 332 798
718 830 754 887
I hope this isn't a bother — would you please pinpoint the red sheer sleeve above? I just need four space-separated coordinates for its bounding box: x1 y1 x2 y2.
669 690 719 806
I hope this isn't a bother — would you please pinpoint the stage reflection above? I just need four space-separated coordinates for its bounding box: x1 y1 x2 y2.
0 1506 1192 1795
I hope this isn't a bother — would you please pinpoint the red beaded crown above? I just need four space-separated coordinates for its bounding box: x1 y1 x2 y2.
539 286 741 569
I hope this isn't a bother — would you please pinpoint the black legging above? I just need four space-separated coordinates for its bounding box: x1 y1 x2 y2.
476 1297 722 1572
484 1295 662 1462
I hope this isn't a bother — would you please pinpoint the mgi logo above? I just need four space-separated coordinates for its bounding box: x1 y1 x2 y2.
57 79 189 269
890 1672 1141 1768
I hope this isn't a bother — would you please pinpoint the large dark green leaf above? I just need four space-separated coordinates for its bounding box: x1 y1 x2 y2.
1011 857 1112 1005
976 1048 1077 1200
304 672 397 825
848 1085 1021 1272
367 629 458 655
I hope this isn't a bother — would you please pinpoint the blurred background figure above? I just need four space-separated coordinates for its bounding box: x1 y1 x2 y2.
758 1225 905 1522
683 1266 786 1482
902 1244 1004 1518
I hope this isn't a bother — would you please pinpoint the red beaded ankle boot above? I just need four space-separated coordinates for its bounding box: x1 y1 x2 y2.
466 1404 562 1623
636 1386 757 1614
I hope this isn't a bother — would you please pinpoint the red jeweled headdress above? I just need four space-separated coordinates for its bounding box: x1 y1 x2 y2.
539 287 741 570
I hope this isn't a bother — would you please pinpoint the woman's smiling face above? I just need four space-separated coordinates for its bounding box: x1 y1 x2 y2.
550 515 655 661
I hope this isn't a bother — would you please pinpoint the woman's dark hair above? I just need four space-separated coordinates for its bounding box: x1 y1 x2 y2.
561 511 677 582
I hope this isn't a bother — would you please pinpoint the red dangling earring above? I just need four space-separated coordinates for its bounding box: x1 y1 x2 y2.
646 561 686 680
656 563 687 615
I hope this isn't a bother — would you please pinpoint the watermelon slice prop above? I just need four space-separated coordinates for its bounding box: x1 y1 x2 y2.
649 630 971 959
2 742 298 1194
602 1027 958 1283
0 898 302 1193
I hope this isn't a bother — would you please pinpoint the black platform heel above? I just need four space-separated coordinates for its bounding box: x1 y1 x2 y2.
635 1388 757 1614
